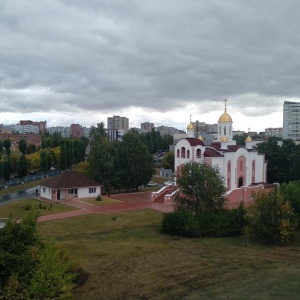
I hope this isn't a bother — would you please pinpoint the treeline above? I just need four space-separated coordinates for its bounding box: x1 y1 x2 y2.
87 123 156 194
256 137 300 183
0 134 88 181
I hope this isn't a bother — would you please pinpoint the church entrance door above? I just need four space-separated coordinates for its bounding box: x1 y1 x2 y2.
238 177 243 188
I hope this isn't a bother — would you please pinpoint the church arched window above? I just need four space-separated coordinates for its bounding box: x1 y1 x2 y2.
219 126 221 135
177 149 180 158
240 160 243 171
181 147 185 158
229 126 232 135
224 126 226 135
196 148 201 158
187 150 190 159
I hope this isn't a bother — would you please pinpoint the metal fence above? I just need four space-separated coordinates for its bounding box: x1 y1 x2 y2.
0 169 61 190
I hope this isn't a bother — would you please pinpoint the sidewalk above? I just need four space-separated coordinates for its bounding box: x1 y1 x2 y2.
37 192 174 222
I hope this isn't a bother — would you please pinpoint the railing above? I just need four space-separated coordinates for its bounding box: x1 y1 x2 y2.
0 169 61 190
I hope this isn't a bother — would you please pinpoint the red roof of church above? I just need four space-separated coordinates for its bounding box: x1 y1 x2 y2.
204 148 223 157
41 171 101 189
185 138 205 146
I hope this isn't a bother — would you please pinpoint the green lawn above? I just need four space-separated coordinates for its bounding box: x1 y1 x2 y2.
0 198 78 219
79 196 123 206
36 209 300 300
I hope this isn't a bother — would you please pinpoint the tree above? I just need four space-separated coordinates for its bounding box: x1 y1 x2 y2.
233 133 248 146
18 139 27 155
0 211 41 289
161 151 174 170
3 159 12 181
3 139 11 155
280 180 300 216
40 150 50 173
120 131 154 190
88 123 115 194
29 242 76 299
176 161 226 215
59 140 67 170
246 190 298 244
17 155 28 178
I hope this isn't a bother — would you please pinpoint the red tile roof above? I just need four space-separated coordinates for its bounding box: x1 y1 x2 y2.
41 171 101 189
185 138 205 146
204 148 223 157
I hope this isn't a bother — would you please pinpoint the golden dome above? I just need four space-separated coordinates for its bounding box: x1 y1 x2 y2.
218 98 232 123
218 110 232 123
245 135 252 142
187 123 194 130
221 135 228 142
198 135 203 141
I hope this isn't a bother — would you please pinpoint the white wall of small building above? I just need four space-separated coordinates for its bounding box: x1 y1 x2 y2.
77 186 101 198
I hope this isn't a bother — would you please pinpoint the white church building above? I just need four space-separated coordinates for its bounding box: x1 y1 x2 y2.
173 101 270 205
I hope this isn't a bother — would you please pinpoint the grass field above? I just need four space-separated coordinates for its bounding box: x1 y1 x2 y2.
0 198 78 219
80 196 123 206
35 209 300 300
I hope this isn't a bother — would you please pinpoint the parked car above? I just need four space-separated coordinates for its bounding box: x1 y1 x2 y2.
146 181 158 187
164 180 176 186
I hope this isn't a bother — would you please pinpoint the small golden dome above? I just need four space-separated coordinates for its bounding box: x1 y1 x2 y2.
245 135 252 142
221 135 228 142
198 135 203 141
187 123 194 130
218 110 232 123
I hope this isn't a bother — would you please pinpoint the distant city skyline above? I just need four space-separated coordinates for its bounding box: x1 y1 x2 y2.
1 2 299 132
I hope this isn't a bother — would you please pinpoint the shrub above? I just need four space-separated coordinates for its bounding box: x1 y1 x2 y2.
280 181 300 216
24 204 32 211
161 208 197 237
96 195 102 201
246 191 298 244
161 206 247 238
38 203 42 210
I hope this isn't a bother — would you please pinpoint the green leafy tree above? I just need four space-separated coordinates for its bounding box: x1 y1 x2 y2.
233 133 248 146
246 190 298 244
18 139 27 155
161 151 174 170
29 242 76 299
0 211 41 289
40 150 50 173
17 155 28 178
120 131 154 190
280 180 300 216
59 140 67 170
3 139 11 155
26 144 36 154
3 159 12 181
176 161 226 215
88 123 114 194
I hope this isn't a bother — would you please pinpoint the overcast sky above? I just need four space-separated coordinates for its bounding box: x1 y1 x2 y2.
1 0 300 132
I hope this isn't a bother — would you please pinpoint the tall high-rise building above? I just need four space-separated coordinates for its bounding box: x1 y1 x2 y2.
107 116 129 132
283 101 300 140
141 122 154 132
70 123 82 138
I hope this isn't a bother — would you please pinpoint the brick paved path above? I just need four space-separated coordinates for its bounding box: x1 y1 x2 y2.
37 191 174 222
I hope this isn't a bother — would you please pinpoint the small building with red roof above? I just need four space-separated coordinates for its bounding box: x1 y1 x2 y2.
39 171 101 201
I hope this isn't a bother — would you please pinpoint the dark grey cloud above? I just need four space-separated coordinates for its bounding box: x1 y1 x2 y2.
1 0 300 129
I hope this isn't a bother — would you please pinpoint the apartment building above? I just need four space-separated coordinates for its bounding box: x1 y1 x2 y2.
283 101 300 140
265 127 283 139
107 116 129 132
19 120 47 133
141 122 154 132
47 126 70 138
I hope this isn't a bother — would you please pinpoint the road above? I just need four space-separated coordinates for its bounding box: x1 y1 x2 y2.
0 186 39 206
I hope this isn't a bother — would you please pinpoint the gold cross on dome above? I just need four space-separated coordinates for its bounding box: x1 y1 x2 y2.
224 98 228 110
